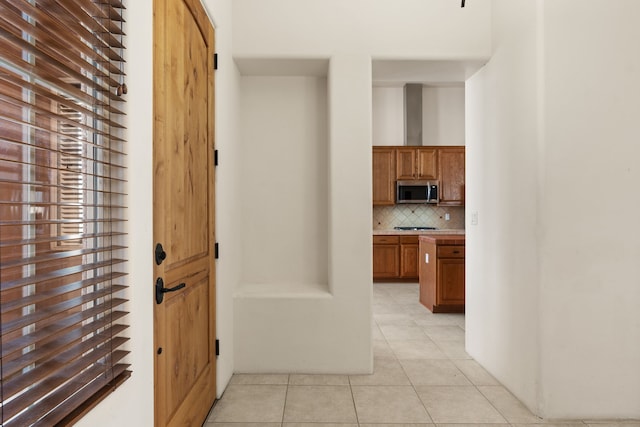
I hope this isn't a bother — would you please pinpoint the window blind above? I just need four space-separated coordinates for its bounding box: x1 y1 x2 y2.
0 1 130 426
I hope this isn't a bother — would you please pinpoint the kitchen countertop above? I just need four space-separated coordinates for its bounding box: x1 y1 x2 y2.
373 229 465 236
419 234 466 244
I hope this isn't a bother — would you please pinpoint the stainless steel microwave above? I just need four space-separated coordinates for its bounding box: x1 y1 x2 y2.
396 180 439 204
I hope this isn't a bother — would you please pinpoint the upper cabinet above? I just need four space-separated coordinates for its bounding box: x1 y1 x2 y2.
373 146 465 207
373 147 396 206
437 147 465 206
396 148 437 180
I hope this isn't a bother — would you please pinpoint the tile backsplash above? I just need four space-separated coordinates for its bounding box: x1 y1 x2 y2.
373 205 465 230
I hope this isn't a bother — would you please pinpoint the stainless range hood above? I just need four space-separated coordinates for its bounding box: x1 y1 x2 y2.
403 83 422 146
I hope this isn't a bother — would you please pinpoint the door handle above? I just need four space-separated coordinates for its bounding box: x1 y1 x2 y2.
155 277 186 304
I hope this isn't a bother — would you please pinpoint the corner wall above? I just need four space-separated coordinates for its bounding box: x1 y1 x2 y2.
203 0 241 397
466 0 640 418
464 0 542 413
233 56 373 373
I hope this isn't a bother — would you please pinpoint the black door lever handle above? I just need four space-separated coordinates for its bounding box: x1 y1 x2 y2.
155 277 186 304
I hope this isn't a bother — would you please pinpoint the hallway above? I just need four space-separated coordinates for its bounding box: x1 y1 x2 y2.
205 283 635 425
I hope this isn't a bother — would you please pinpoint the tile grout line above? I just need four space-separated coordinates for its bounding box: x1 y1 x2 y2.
280 374 290 424
376 306 437 424
347 376 360 426
472 382 510 424
399 352 437 424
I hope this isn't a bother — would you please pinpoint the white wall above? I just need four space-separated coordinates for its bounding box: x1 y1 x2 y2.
466 0 640 418
232 0 491 58
372 87 404 146
539 0 640 417
465 0 542 413
239 76 328 289
372 85 466 146
75 0 155 425
230 0 490 375
203 0 241 397
234 56 373 373
72 0 640 421
423 86 465 146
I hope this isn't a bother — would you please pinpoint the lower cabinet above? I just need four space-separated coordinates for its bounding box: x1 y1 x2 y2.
373 236 400 279
373 235 419 280
437 258 465 306
419 236 465 312
399 238 419 278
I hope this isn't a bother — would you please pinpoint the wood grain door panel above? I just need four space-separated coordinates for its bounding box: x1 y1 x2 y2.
165 274 211 416
153 0 216 425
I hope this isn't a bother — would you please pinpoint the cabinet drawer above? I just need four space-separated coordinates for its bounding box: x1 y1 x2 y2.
437 245 465 258
373 235 399 244
400 235 418 244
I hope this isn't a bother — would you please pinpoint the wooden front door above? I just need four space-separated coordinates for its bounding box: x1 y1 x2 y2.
153 0 216 425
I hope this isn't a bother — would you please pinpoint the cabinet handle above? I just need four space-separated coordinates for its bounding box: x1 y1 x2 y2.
452 250 460 254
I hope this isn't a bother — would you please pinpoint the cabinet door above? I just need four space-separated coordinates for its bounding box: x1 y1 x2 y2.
399 244 419 278
416 148 437 180
373 147 396 205
396 148 416 180
373 244 400 279
438 147 465 206
437 258 465 305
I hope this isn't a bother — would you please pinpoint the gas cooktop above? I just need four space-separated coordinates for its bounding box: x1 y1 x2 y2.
393 226 438 231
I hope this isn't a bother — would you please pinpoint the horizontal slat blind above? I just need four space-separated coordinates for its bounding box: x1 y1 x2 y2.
0 0 130 426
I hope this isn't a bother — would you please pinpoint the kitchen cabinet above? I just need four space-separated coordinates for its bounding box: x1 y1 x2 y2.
373 235 400 279
419 235 465 313
437 147 465 206
373 235 419 281
396 147 437 180
372 147 396 206
399 236 419 278
372 146 464 207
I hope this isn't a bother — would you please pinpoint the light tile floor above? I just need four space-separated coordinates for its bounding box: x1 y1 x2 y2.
205 283 640 426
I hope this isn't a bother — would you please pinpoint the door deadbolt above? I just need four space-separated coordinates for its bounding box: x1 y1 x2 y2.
155 243 167 265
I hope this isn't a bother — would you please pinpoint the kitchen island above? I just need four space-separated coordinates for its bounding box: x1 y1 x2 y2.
419 234 465 313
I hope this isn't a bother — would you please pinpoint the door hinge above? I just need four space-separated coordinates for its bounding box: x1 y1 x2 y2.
215 242 219 259
214 149 219 166
215 339 220 356
214 53 218 70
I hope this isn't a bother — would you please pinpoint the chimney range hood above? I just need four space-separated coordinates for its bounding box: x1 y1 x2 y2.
403 83 422 146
